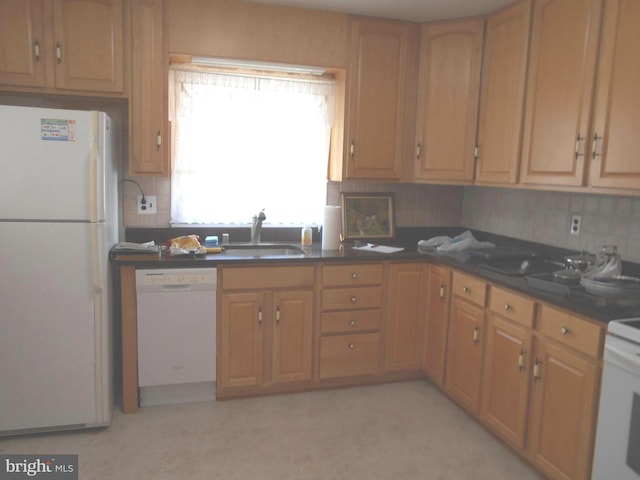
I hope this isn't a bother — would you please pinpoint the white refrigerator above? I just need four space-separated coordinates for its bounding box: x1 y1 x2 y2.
0 105 118 435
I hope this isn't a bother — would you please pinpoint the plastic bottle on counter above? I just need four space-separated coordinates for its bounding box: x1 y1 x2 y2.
301 225 312 246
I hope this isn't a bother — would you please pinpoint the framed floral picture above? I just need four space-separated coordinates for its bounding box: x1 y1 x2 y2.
340 192 395 241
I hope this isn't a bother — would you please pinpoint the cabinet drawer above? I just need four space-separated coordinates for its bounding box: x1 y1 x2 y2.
319 333 380 379
489 286 536 328
222 265 314 290
321 309 382 334
537 305 604 358
322 264 384 287
452 271 487 306
322 286 383 310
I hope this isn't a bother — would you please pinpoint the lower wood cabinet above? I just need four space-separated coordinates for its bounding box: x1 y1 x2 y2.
319 333 381 379
481 313 534 449
385 263 425 372
527 305 603 480
218 265 314 395
319 263 384 380
444 271 488 413
422 264 451 385
432 271 604 480
481 285 536 449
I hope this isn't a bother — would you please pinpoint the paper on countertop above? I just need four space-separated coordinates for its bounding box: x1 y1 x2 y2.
418 230 495 252
113 241 161 252
353 243 405 254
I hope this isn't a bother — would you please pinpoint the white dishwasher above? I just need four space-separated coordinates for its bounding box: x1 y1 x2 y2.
136 268 217 406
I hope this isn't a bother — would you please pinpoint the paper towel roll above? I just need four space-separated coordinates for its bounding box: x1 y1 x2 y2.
322 205 342 250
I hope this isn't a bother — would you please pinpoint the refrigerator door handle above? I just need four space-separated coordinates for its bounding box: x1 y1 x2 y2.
88 111 103 223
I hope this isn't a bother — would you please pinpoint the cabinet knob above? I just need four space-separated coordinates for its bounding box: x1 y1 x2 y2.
560 327 569 336
349 319 357 327
504 303 512 312
352 272 358 279
351 296 357 303
463 286 470 294
348 343 355 350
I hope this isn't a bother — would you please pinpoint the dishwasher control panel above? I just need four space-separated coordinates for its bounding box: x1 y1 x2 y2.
136 268 216 291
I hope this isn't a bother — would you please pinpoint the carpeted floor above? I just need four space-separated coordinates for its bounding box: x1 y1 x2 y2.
0 381 542 479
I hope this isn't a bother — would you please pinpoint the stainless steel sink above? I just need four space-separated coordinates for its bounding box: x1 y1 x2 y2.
221 243 307 257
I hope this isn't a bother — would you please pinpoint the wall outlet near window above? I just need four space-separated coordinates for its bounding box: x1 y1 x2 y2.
570 214 581 235
138 195 157 214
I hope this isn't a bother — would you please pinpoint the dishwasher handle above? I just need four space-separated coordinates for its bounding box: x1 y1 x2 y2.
161 284 194 291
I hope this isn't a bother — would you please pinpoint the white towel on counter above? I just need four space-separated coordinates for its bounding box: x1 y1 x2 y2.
418 230 495 252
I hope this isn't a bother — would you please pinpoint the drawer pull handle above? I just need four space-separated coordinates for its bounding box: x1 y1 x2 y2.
473 324 480 345
348 343 355 350
276 306 281 324
463 286 470 294
504 303 512 312
560 326 569 335
56 41 62 63
439 284 446 299
352 272 358 279
34 39 41 63
351 296 357 303
258 307 263 326
349 319 357 326
533 359 542 382
518 349 526 372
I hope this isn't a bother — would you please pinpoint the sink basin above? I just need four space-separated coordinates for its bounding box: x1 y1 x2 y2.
221 243 307 257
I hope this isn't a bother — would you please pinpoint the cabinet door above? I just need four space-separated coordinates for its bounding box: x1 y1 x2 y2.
345 18 409 180
0 0 46 88
481 314 533 449
528 339 600 480
52 0 124 92
445 297 485 413
520 0 603 186
423 264 451 384
414 18 484 183
385 263 424 372
475 0 532 185
219 292 264 389
129 0 169 176
272 290 313 384
589 0 640 190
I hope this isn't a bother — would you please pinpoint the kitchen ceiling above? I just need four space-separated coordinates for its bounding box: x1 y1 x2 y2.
248 0 516 22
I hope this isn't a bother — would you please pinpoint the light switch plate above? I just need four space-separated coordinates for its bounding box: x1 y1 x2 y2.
138 195 157 214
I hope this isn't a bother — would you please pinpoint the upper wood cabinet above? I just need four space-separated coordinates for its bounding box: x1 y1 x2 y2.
129 0 169 176
520 0 603 187
339 18 410 181
588 0 640 191
475 0 532 185
414 18 484 184
0 0 125 94
0 0 46 88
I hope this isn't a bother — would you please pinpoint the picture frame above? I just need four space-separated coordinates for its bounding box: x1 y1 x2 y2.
340 192 395 241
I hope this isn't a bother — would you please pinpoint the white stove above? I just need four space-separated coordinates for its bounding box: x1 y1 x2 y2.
592 318 640 479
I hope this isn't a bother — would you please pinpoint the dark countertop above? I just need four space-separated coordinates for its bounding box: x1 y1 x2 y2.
112 226 640 324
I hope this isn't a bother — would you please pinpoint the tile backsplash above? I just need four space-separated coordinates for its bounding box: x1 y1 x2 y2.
462 187 640 263
121 177 464 229
121 176 639 263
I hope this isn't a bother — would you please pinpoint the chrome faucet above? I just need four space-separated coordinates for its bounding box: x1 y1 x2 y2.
251 209 266 243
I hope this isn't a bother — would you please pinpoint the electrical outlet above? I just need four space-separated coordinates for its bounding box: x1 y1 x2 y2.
570 214 581 235
138 195 157 214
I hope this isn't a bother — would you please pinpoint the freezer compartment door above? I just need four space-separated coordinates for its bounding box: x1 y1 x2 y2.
0 222 110 433
0 106 111 222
